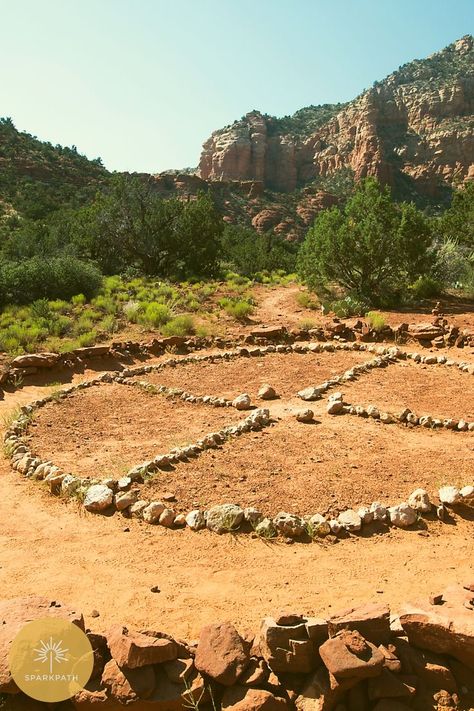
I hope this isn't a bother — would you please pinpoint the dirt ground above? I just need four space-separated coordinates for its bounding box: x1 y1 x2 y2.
137 351 373 401
29 384 236 479
0 285 473 641
139 414 474 516
339 359 474 421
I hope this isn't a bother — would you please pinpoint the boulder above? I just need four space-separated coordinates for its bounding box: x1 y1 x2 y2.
159 508 176 528
297 387 322 402
195 622 250 686
101 658 155 702
273 512 306 538
295 665 357 711
295 409 314 423
460 485 474 501
107 626 177 669
388 503 417 528
319 630 385 680
11 353 59 368
258 384 277 400
143 502 165 524
439 486 462 505
222 686 288 711
115 490 139 511
84 484 114 512
185 510 206 530
368 668 415 700
407 489 431 513
328 604 391 646
233 394 252 410
257 616 319 674
0 596 84 693
408 323 444 341
206 504 244 533
399 584 474 670
337 509 362 532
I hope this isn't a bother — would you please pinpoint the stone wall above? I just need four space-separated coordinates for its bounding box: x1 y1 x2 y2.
0 586 473 710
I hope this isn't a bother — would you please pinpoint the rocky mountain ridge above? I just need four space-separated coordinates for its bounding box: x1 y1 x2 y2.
188 35 474 237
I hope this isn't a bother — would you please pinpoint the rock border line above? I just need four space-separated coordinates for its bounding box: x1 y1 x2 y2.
3 342 474 540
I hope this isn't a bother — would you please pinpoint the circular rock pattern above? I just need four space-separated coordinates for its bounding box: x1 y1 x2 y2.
4 339 474 541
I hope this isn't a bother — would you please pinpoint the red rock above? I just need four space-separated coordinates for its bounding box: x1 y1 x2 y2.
249 327 287 341
107 625 177 669
257 616 318 673
328 603 391 645
368 668 415 700
392 638 457 692
162 658 194 683
88 632 109 680
194 622 250 686
72 346 110 358
0 596 84 693
319 631 385 680
73 686 116 708
295 665 359 711
222 686 288 711
407 323 444 341
101 658 155 702
399 584 474 670
239 658 269 687
11 352 59 368
378 644 402 674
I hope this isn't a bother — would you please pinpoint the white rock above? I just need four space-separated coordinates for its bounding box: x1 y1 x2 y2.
327 400 344 415
143 501 165 524
114 490 138 511
308 514 330 537
61 474 81 497
297 387 321 401
258 384 277 400
254 518 277 538
439 486 462 506
129 500 149 518
460 485 474 501
295 409 314 423
407 488 432 513
357 507 374 525
388 503 417 528
206 504 244 533
84 484 114 512
232 394 252 410
185 510 206 530
244 507 263 526
117 476 132 491
159 508 175 527
328 519 342 535
370 501 387 521
338 509 362 532
273 512 306 537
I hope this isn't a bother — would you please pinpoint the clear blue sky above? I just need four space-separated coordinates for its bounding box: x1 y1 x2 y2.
1 0 472 173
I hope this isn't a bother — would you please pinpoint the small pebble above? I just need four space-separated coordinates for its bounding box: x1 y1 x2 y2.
150 586 161 593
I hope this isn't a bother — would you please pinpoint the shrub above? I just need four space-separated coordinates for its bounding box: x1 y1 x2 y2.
0 256 102 305
365 311 386 332
71 293 86 306
296 291 318 309
298 319 316 330
162 315 195 337
220 297 254 321
139 302 171 328
410 275 442 299
326 295 369 318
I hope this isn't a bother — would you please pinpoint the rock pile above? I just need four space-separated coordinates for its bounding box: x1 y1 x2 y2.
1 587 473 710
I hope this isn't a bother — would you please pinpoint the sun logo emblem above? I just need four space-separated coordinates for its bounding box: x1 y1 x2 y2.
33 637 69 674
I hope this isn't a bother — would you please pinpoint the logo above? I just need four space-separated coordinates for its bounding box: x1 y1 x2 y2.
9 617 94 703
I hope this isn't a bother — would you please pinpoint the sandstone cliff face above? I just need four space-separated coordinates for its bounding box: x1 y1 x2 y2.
198 36 474 204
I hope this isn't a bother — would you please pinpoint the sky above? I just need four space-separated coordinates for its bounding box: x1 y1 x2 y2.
1 0 473 173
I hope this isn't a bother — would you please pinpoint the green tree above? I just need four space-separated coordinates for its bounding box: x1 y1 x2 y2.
69 175 223 278
439 181 474 249
297 178 433 304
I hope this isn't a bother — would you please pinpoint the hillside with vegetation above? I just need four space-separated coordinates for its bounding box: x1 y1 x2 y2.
0 117 108 221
